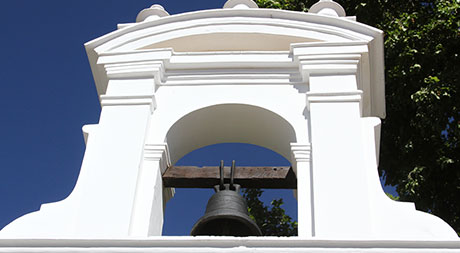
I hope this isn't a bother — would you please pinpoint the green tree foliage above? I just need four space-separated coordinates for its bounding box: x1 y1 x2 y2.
386 192 400 201
243 188 297 236
375 1 460 235
254 0 460 234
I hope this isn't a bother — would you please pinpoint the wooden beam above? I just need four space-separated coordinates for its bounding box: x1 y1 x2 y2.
162 166 297 189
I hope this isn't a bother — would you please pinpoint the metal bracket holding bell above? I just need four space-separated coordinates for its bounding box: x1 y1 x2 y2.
190 160 262 236
215 160 240 192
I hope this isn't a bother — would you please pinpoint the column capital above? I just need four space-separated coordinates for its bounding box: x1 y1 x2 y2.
291 143 312 162
307 90 363 103
144 143 171 173
97 50 171 93
100 94 156 113
291 42 367 82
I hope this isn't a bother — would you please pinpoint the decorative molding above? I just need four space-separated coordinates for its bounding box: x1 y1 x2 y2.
98 45 366 89
291 42 367 82
136 5 170 23
161 70 302 86
104 61 164 80
291 143 312 162
100 94 156 113
81 124 98 145
87 10 380 54
309 0 346 17
223 0 258 9
100 51 297 87
291 42 369 55
98 50 173 63
307 90 362 104
97 50 171 91
299 58 360 78
0 238 459 252
144 143 171 174
85 7 385 118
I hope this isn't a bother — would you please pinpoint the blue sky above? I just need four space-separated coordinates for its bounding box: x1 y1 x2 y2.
0 0 395 235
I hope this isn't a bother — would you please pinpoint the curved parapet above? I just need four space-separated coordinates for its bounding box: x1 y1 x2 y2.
85 4 385 118
1 1 457 242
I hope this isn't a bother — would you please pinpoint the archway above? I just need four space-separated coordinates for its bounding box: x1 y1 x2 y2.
162 143 297 235
162 104 298 235
165 104 298 165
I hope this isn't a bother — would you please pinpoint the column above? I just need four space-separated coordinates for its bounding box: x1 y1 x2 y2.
129 143 172 236
291 143 313 237
72 93 156 237
307 82 372 238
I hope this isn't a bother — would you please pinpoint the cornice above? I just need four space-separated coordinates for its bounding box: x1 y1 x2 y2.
292 41 367 80
143 143 171 174
87 10 379 53
2 238 458 252
291 143 312 162
307 90 363 103
91 40 382 118
100 94 156 113
85 6 385 118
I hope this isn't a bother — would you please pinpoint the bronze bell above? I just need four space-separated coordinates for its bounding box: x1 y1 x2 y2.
190 161 262 236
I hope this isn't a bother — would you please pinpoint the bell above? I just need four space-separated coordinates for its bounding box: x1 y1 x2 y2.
190 161 262 236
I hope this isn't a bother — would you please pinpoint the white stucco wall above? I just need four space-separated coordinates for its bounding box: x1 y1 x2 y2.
1 1 458 250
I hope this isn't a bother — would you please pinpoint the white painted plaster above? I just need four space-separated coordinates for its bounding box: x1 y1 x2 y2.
223 0 259 9
0 238 460 253
1 2 458 252
291 143 313 237
309 0 346 17
136 4 170 23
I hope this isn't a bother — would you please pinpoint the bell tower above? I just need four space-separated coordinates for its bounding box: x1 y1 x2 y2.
1 0 459 251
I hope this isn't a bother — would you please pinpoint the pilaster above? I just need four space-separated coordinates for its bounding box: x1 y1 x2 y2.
71 91 155 237
306 87 373 238
291 143 313 238
292 42 372 116
129 143 173 236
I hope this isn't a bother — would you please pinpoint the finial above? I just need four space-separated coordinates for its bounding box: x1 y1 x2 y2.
309 0 346 17
223 0 258 9
136 4 170 22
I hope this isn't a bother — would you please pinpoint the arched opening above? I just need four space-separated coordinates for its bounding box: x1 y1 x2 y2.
165 104 297 165
162 104 298 235
162 143 297 236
